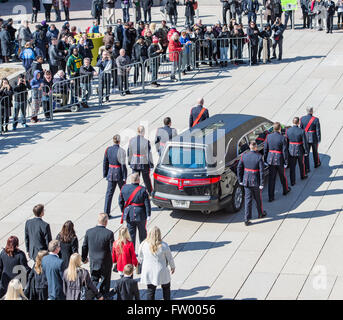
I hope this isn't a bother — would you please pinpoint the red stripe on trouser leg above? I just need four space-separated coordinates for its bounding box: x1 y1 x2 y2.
317 144 320 164
260 189 263 213
284 168 288 190
302 155 305 177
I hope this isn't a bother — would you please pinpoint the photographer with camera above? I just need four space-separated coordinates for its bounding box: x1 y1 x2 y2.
13 74 29 130
271 17 285 61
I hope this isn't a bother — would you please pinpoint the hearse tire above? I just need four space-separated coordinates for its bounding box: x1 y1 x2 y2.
228 183 244 213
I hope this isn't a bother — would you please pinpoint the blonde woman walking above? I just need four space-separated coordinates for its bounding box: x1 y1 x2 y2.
112 227 138 278
63 253 103 300
138 226 175 300
25 250 49 300
1 279 27 300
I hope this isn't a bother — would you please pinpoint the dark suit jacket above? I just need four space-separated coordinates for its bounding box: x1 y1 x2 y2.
25 217 52 260
41 254 65 300
114 276 140 300
81 226 114 272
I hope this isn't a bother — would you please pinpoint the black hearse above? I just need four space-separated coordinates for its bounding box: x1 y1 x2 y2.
152 114 274 214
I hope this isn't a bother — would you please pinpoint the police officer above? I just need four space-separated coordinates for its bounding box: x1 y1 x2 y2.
127 125 154 195
264 122 291 202
103 134 128 217
155 117 178 156
300 107 321 173
119 172 151 249
189 98 209 128
237 141 267 226
286 117 309 186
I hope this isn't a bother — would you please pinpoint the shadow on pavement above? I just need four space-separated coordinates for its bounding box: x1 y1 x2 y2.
169 240 231 252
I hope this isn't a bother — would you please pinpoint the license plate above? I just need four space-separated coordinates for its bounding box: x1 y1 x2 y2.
171 200 190 208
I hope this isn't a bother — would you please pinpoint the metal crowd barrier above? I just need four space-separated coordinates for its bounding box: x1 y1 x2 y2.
194 37 251 67
0 84 53 134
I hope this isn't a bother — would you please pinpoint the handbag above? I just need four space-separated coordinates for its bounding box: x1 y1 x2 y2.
80 268 88 300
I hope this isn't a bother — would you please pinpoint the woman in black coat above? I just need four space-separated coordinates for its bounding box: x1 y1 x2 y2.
0 236 31 298
0 78 14 133
56 220 79 270
24 250 48 300
32 0 41 24
0 25 11 62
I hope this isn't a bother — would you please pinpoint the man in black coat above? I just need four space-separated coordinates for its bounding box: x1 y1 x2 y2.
185 0 196 27
82 213 114 299
142 0 153 24
119 172 151 249
25 204 52 261
221 0 231 25
325 0 335 33
103 134 128 216
48 37 64 77
189 97 209 128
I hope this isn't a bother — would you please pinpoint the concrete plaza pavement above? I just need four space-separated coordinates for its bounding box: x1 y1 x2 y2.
0 2 343 300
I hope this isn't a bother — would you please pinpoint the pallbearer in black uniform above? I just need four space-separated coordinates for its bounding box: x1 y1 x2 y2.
155 117 178 156
189 98 209 128
286 117 309 186
300 107 321 173
128 125 154 195
238 141 267 226
103 134 127 217
119 172 151 249
264 122 291 202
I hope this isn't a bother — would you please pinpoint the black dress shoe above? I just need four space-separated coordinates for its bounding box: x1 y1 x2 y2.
244 220 251 226
268 198 274 202
301 175 308 180
291 182 295 186
258 211 267 218
283 187 291 195
315 162 321 168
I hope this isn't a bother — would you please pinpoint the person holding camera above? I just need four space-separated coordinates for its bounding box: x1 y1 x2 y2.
271 17 285 60
13 74 29 130
258 23 272 63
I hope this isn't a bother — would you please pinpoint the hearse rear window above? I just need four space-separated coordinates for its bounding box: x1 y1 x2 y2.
162 147 206 169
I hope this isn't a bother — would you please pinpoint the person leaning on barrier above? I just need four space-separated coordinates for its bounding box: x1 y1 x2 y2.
119 172 151 249
97 50 112 103
218 25 230 67
148 36 163 87
127 125 154 195
179 30 192 74
271 17 285 61
103 134 128 217
189 97 209 128
53 70 69 107
155 117 178 156
132 35 149 85
203 26 216 67
80 57 97 108
237 141 267 226
116 48 132 96
13 74 29 130
258 24 272 63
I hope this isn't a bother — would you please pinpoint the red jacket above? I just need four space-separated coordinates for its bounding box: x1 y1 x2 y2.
112 240 138 272
168 40 183 62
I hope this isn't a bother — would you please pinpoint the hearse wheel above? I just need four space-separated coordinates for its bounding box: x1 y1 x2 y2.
71 104 80 113
228 182 244 212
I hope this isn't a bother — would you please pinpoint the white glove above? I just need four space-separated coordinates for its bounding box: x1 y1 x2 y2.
259 185 263 190
239 182 243 186
147 216 151 221
284 164 288 168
